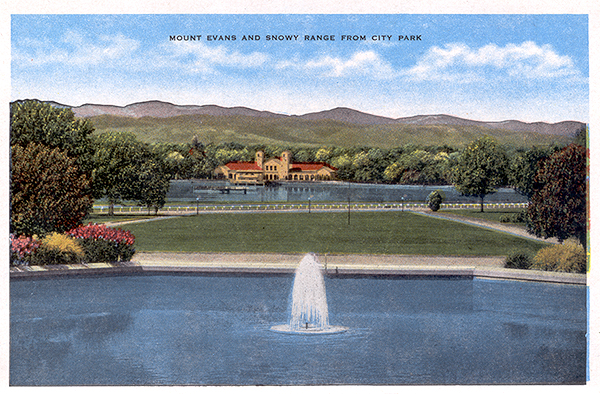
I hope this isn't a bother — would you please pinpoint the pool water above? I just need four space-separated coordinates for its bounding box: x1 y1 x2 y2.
10 275 587 385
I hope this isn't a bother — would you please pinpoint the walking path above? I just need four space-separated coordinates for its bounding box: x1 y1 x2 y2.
410 208 559 244
10 252 585 285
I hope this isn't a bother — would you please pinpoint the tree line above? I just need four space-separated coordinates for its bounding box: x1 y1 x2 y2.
10 100 587 246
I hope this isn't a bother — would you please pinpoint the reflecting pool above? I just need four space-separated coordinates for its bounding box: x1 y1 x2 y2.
10 275 586 385
167 180 529 204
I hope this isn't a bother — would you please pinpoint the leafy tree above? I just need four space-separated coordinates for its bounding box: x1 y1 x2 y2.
383 162 404 182
10 100 95 235
92 131 169 215
453 137 508 212
10 100 95 173
508 146 558 198
138 159 171 214
527 144 587 246
315 147 333 162
11 143 93 236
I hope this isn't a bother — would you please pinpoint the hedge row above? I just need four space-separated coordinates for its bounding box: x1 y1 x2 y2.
10 224 135 266
505 239 586 274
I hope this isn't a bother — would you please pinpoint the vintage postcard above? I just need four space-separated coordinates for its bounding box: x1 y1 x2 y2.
4 1 597 391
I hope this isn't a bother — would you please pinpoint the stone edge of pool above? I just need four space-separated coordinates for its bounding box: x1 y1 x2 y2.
9 254 586 286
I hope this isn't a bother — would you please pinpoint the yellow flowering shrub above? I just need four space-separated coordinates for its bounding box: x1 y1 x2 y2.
32 232 84 265
530 239 587 274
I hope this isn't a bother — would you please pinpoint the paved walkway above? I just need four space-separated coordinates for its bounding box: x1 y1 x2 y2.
10 252 585 285
135 251 504 272
410 208 559 244
133 252 585 285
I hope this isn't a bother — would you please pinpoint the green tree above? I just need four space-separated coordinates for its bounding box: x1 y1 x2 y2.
137 159 171 214
138 160 170 214
383 162 405 182
11 143 93 236
93 131 169 215
508 146 558 198
527 144 587 246
453 137 508 212
10 100 95 173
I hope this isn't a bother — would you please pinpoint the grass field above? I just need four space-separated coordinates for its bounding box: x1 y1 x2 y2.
85 214 160 224
439 208 527 227
121 211 548 256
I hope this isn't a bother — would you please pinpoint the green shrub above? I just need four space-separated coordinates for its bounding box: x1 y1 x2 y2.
67 223 135 263
426 190 445 212
500 212 526 224
505 250 532 269
31 232 84 265
78 238 119 262
530 239 587 273
512 211 527 223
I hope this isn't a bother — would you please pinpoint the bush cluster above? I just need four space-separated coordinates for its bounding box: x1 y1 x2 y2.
67 224 136 263
504 250 532 269
9 223 136 266
530 239 587 274
9 234 41 266
34 232 85 265
426 190 445 212
499 211 527 223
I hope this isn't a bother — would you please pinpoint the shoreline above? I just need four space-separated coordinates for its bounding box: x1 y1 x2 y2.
9 252 586 285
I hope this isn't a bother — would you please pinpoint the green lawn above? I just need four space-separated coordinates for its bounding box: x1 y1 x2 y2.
439 208 527 227
121 211 548 256
86 214 163 224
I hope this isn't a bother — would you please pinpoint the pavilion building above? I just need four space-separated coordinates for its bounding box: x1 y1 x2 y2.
214 150 337 185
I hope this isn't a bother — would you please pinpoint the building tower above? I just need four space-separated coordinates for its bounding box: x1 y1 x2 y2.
281 150 292 180
255 151 264 168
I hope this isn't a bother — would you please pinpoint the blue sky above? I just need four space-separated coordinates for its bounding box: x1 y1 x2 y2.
11 14 589 123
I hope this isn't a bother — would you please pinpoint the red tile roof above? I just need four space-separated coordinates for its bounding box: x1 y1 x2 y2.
223 162 262 171
291 163 337 171
223 161 336 172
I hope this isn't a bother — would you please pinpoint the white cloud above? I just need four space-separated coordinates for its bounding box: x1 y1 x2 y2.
165 41 269 73
13 30 139 67
404 41 580 82
280 50 395 79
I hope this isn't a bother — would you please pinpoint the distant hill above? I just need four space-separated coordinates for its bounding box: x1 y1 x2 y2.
70 100 289 120
61 100 585 137
395 114 584 136
13 99 582 148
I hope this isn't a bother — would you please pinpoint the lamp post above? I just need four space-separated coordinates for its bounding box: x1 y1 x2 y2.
347 182 351 225
196 197 200 215
401 196 404 212
308 196 312 213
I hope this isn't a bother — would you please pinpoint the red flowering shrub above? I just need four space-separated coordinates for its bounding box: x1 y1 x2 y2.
10 234 41 265
67 224 135 262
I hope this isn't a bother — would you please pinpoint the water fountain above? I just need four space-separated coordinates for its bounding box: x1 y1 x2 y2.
271 253 348 335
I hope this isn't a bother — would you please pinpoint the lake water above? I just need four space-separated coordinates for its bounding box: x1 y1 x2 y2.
10 274 586 385
167 180 530 204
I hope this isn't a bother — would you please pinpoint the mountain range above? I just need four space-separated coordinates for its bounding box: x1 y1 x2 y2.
55 100 585 137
